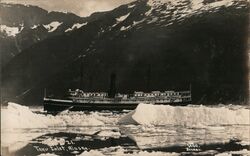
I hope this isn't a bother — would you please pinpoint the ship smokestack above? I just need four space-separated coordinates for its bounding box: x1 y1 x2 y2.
146 64 151 92
108 73 116 98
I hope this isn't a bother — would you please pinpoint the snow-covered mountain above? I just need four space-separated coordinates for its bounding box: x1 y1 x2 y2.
105 0 248 31
0 3 88 67
1 0 249 105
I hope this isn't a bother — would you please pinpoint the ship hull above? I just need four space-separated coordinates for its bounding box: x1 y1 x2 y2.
44 98 191 112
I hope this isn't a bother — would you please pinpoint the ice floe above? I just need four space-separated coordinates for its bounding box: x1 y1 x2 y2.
42 138 66 146
119 103 250 127
215 149 250 156
78 146 178 156
97 130 121 138
1 102 49 129
37 153 59 156
1 102 114 130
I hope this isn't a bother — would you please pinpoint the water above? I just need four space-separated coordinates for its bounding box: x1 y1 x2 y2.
1 104 250 156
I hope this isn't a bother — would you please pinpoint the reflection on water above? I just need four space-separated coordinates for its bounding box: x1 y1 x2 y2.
13 132 137 156
1 109 250 156
120 125 250 149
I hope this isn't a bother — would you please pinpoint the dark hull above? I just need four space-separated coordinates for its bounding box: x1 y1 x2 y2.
44 98 191 112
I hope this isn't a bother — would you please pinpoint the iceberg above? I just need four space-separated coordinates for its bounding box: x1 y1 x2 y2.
1 102 113 130
119 103 250 127
1 102 49 129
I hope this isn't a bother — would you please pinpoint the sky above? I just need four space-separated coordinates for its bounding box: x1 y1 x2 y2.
1 0 135 17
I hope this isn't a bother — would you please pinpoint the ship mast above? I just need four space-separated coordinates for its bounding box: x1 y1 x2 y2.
189 83 192 101
79 55 85 89
44 88 47 98
146 64 151 92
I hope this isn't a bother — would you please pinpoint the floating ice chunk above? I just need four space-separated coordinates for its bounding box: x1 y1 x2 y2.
43 21 62 32
65 22 88 32
79 150 104 156
1 102 49 129
0 25 21 37
116 13 130 22
78 147 178 156
1 102 109 130
237 140 250 146
1 132 45 154
119 103 250 127
97 130 121 137
42 138 65 146
118 110 136 124
215 149 250 156
37 153 59 156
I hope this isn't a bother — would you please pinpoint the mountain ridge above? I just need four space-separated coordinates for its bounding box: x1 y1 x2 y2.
1 0 249 105
0 2 88 67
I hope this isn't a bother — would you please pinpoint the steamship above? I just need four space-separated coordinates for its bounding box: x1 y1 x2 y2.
43 58 191 112
43 74 192 112
44 89 192 112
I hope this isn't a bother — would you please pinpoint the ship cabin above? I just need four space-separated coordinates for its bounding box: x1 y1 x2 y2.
116 93 128 99
68 89 108 98
179 91 192 102
68 89 191 102
133 91 181 98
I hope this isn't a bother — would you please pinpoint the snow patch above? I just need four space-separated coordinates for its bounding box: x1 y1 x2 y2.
43 21 62 32
65 22 87 32
0 25 22 37
116 13 130 22
191 0 204 10
119 103 250 127
133 19 146 26
128 4 136 8
120 25 132 31
209 0 234 8
145 8 153 16
145 0 239 25
112 23 118 28
31 25 39 29
147 17 158 24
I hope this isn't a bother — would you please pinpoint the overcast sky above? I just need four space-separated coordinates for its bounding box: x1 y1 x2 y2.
1 0 135 17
